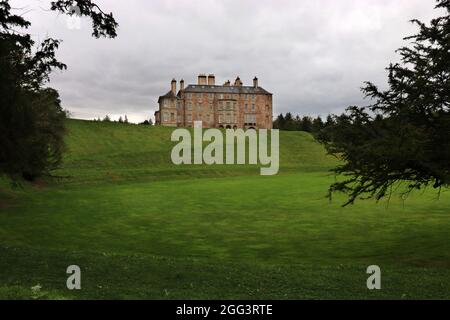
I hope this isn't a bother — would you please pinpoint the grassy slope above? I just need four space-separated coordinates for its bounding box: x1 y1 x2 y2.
53 119 334 183
0 119 449 299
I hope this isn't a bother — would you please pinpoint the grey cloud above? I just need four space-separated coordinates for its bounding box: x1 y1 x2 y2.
11 0 440 122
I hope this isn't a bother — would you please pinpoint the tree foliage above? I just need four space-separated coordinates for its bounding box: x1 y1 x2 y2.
0 0 117 180
50 0 118 38
139 119 153 126
273 112 328 133
318 0 450 205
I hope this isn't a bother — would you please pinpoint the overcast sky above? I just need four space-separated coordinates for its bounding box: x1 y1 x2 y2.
12 0 441 123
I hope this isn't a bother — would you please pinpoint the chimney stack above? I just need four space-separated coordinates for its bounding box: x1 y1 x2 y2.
198 74 207 85
234 76 242 87
180 79 185 91
253 77 258 88
207 74 215 86
171 79 176 94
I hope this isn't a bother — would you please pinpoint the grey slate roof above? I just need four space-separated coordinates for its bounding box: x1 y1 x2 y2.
158 90 179 103
183 84 272 95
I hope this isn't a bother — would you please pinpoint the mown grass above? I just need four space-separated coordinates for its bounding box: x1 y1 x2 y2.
0 119 449 299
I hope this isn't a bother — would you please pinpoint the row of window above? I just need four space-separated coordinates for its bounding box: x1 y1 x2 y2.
186 93 257 100
163 112 257 125
162 112 175 122
162 113 207 123
162 101 175 108
244 114 257 123
218 115 237 124
186 93 215 99
185 114 213 122
185 102 215 111
176 102 264 112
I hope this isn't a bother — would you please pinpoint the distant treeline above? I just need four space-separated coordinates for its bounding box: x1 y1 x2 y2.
273 113 334 133
93 115 153 125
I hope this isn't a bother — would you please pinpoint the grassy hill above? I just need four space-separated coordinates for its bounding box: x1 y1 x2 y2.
0 119 449 299
53 119 337 184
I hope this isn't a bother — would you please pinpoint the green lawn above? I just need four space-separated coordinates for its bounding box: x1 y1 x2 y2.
0 119 449 299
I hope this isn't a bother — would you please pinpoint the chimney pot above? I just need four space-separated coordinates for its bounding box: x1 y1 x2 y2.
253 77 258 88
171 78 176 94
198 74 207 85
234 76 242 87
207 74 215 86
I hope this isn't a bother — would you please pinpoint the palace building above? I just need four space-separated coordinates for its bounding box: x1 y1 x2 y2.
154 74 273 129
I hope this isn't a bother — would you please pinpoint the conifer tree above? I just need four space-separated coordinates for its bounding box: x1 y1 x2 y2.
319 0 450 205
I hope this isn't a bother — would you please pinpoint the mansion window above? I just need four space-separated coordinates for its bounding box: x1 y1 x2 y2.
245 114 256 124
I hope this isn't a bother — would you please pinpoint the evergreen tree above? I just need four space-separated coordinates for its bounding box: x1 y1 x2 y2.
325 115 335 127
300 116 313 132
284 112 294 130
312 116 324 132
273 114 285 129
319 0 450 205
294 115 302 131
0 0 118 180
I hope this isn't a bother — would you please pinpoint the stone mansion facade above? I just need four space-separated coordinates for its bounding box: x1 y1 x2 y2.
154 74 273 129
